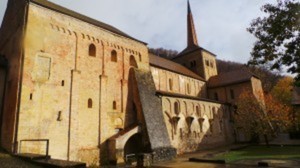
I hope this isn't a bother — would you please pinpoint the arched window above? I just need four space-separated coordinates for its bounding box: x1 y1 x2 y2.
111 50 117 62
88 98 93 108
169 78 173 91
130 55 138 68
113 101 117 110
174 102 180 115
89 44 96 57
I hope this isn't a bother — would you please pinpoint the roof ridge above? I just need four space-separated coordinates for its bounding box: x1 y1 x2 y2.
30 0 147 45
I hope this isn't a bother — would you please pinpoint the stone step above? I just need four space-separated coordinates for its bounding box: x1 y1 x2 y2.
15 153 51 160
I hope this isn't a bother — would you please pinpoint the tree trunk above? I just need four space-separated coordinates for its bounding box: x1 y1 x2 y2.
264 134 270 147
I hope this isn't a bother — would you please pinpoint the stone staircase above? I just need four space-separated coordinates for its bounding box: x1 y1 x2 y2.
15 153 86 168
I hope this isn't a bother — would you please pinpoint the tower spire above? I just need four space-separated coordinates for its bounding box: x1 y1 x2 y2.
187 0 199 47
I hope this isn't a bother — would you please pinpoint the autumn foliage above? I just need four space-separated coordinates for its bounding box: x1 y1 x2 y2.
234 90 292 144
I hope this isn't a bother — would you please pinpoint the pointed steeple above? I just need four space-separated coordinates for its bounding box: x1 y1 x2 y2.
187 0 199 47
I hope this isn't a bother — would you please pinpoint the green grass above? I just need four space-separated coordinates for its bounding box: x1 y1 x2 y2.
214 146 300 163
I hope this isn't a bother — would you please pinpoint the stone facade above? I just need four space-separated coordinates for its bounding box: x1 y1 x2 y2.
0 0 264 166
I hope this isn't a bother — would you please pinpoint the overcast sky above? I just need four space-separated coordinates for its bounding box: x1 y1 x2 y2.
0 0 275 63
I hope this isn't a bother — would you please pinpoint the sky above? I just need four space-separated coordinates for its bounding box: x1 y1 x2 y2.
0 0 275 63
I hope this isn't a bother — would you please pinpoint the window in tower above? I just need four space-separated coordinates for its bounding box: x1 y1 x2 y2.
205 60 210 66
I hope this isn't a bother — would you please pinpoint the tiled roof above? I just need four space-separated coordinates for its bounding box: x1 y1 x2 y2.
172 45 216 60
156 90 227 104
292 87 300 105
30 0 146 45
149 53 205 81
208 70 259 88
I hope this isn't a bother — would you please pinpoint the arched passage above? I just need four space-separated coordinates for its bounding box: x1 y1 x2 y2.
124 133 143 157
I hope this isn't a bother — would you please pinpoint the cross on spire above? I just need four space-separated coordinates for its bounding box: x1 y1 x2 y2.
187 0 199 47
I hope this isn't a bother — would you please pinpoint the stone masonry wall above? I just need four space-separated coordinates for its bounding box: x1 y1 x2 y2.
150 66 206 98
161 96 234 154
17 3 148 165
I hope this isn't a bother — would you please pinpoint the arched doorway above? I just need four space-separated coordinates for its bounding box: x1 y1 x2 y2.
124 133 143 157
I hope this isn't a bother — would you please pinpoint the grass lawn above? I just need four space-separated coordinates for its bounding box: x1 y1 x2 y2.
214 145 300 163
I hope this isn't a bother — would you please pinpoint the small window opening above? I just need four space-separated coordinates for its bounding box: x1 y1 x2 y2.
88 98 93 108
190 60 196 68
205 60 210 66
111 50 117 62
230 89 235 99
89 44 96 57
174 102 180 115
113 101 117 110
169 78 173 91
214 92 219 101
30 93 33 100
57 111 62 121
187 83 191 94
196 106 200 117
139 54 142 62
210 61 214 68
61 80 65 86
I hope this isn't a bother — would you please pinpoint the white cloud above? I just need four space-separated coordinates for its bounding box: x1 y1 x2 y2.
0 0 276 63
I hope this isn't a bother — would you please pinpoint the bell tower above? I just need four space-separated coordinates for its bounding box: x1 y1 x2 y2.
172 0 218 81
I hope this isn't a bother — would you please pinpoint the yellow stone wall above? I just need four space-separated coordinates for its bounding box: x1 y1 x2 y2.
150 66 207 97
17 3 148 165
172 50 218 80
161 96 233 153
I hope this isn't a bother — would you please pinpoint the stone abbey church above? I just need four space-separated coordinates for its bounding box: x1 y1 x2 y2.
0 0 264 166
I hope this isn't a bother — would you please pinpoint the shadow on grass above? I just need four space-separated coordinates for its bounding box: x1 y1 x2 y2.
214 145 300 163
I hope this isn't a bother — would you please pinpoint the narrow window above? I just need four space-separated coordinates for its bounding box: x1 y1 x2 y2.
174 102 180 115
113 101 117 110
88 98 93 108
214 92 219 101
169 78 173 91
139 54 142 62
111 50 117 62
89 44 96 57
57 111 62 121
187 83 191 94
196 106 200 117
230 89 235 99
210 61 214 68
61 80 65 86
205 60 210 66
30 93 33 100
